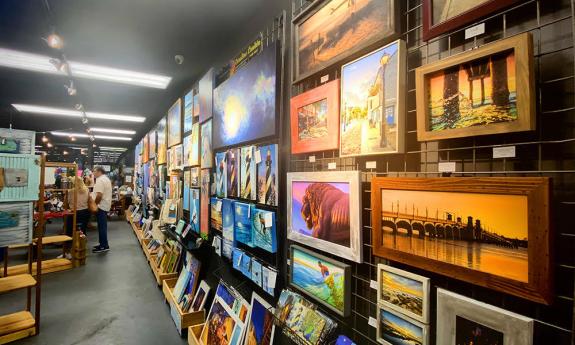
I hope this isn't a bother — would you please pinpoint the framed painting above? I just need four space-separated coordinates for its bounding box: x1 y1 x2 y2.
289 245 351 317
193 91 200 118
293 0 397 82
340 40 406 157
256 144 278 206
437 289 534 345
240 145 257 200
290 79 339 154
167 98 182 147
423 0 522 41
215 152 227 198
199 68 214 123
191 280 210 312
243 292 276 345
213 43 277 149
183 134 193 168
200 169 211 235
415 33 535 141
200 120 213 168
157 117 167 165
377 306 429 345
184 89 194 134
142 133 149 163
287 170 362 263
371 177 552 305
377 264 430 323
191 167 200 187
149 129 156 159
210 197 222 231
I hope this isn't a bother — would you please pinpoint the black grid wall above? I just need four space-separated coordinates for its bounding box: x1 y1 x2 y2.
288 1 575 344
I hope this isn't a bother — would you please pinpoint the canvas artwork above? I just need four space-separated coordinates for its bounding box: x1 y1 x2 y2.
0 128 35 154
0 202 33 247
261 266 276 297
290 79 340 154
416 33 534 141
251 260 263 287
289 245 351 317
199 68 214 123
183 171 191 211
142 133 149 163
157 117 167 164
377 264 430 323
191 167 200 187
193 91 200 118
190 123 200 166
226 148 239 198
200 169 211 235
184 89 194 133
213 43 277 149
201 296 243 345
239 146 257 200
294 0 397 81
223 239 233 260
192 281 211 312
183 134 193 168
252 209 277 253
222 198 235 243
233 248 243 271
190 188 200 233
234 202 254 247
240 253 252 278
256 144 278 206
436 289 534 345
215 152 227 198
340 40 405 157
377 307 428 345
244 293 275 345
174 144 183 170
211 197 223 231
149 129 157 159
168 98 182 147
287 171 362 263
201 120 213 168
371 177 551 304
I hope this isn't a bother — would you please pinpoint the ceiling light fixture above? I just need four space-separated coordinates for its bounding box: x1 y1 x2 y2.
99 146 128 152
45 33 64 50
12 104 146 123
0 48 172 89
41 135 48 143
89 127 136 135
64 81 77 96
51 131 132 141
47 142 53 148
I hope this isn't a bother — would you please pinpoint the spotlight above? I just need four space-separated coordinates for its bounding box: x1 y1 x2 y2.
64 81 77 96
63 150 69 155
92 144 97 148
47 142 53 148
41 135 48 143
70 136 76 142
46 33 64 50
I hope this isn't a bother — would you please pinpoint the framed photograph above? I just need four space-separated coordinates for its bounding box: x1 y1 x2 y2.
226 148 239 198
149 129 156 159
243 292 276 345
437 288 534 345
423 0 522 41
157 117 167 165
240 145 257 200
199 68 214 123
184 89 194 133
377 264 430 323
287 171 362 263
191 280 211 312
289 245 351 317
377 306 429 345
340 39 406 157
416 33 535 141
371 177 552 304
293 0 397 82
213 43 277 149
200 120 213 168
167 98 182 147
290 79 340 154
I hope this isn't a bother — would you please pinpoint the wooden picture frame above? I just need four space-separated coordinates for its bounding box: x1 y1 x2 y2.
292 0 397 82
423 0 521 41
377 306 429 345
415 33 535 141
371 177 552 305
287 171 362 263
289 245 352 317
167 98 182 148
290 79 340 154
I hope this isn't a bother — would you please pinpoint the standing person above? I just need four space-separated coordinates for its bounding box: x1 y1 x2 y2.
92 166 112 253
60 176 90 259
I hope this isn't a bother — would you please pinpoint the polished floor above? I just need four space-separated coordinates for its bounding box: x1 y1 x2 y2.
0 218 187 345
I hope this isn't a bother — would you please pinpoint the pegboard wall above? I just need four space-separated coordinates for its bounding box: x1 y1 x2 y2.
288 0 575 344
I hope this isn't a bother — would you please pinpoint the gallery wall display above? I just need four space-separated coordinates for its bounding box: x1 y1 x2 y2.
290 79 340 154
415 33 535 141
287 170 362 263
377 306 429 345
370 177 552 304
340 39 406 157
377 264 430 324
213 42 277 149
289 245 351 317
168 98 182 148
422 0 521 41
199 68 214 123
200 120 213 169
292 0 397 82
436 289 534 345
157 117 167 165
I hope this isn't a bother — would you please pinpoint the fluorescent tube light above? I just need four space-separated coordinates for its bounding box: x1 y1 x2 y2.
51 131 132 141
0 47 172 89
90 127 136 135
13 104 145 123
99 146 128 152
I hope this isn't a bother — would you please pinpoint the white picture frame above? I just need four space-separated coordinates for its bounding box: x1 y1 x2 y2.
286 171 362 263
377 306 429 345
436 289 534 345
377 264 430 323
191 280 210 312
243 292 276 345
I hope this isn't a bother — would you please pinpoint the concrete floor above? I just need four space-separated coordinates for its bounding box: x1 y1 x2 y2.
0 218 187 345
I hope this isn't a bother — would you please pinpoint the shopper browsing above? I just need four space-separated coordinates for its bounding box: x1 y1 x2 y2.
92 166 112 253
59 177 91 259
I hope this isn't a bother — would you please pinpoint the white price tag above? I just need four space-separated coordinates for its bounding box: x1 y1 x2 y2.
370 280 378 290
438 162 456 173
368 317 378 328
255 150 262 163
366 161 377 169
493 146 516 159
308 155 316 163
320 74 329 83
328 162 336 170
465 23 485 39
264 212 273 228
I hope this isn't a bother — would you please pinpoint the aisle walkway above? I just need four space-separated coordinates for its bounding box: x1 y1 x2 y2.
0 219 187 345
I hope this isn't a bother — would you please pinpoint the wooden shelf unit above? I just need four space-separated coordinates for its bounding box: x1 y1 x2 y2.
149 254 178 286
1 259 73 278
187 324 204 345
0 275 36 294
0 311 36 345
162 278 204 333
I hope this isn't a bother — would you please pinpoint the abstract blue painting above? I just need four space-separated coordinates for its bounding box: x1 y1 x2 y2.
252 209 276 253
213 43 277 149
234 202 254 247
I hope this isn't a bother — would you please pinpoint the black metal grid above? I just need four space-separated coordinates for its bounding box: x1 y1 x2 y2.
288 0 575 344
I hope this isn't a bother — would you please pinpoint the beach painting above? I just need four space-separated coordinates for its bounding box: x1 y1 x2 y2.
256 144 278 206
211 197 223 231
240 146 257 200
168 98 182 148
295 0 396 80
234 202 254 247
252 209 277 253
201 120 213 168
377 307 428 345
289 245 350 316
244 293 275 345
157 117 167 164
378 264 430 323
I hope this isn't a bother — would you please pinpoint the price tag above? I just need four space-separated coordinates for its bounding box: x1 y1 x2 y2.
368 317 378 328
255 150 262 163
370 280 378 290
366 161 377 169
438 162 456 173
308 155 316 163
493 146 516 159
465 23 485 39
264 212 273 228
320 74 329 83
328 162 336 170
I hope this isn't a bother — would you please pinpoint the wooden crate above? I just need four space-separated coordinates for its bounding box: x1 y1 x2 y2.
148 254 178 286
163 279 205 333
187 323 204 345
